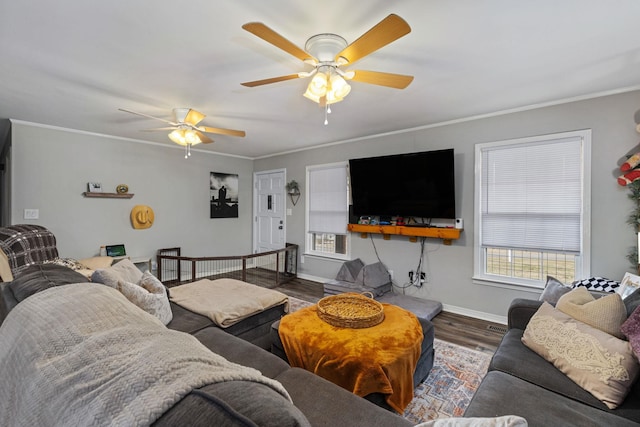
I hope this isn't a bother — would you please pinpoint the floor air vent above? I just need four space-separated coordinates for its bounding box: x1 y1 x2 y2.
487 325 508 334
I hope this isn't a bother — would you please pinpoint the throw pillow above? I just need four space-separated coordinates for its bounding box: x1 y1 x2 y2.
117 271 172 325
539 276 572 305
621 306 640 361
9 264 89 302
556 287 626 338
624 287 640 317
522 302 639 409
0 247 13 282
42 257 88 271
92 258 143 288
77 256 113 270
571 277 621 293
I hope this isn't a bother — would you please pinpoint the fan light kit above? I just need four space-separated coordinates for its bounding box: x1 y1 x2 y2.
119 108 245 158
242 14 413 124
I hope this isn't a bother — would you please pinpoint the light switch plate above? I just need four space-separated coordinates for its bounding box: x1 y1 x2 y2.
24 209 39 219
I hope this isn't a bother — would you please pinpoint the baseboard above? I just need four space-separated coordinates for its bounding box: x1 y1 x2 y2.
296 273 328 283
442 303 507 326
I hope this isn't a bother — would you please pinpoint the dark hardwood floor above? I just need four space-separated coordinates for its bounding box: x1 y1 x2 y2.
273 277 506 355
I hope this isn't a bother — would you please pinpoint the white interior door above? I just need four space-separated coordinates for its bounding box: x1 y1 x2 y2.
253 170 285 253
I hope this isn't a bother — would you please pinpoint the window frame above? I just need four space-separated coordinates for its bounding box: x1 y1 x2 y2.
305 161 351 261
473 130 592 290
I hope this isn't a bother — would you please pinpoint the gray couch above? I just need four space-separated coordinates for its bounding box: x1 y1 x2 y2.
464 298 640 427
0 275 413 427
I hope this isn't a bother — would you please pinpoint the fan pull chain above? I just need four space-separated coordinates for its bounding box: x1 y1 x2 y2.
324 104 332 125
185 143 192 159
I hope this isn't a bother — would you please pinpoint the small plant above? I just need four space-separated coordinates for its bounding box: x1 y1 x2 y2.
627 180 640 269
286 180 300 194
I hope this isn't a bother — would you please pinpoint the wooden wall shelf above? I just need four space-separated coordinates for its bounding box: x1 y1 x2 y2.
347 223 461 245
82 192 134 199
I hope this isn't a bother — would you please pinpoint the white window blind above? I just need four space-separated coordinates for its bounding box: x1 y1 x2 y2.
307 163 348 234
480 136 583 253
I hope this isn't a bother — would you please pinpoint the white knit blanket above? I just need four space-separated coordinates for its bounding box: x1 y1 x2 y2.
0 283 291 427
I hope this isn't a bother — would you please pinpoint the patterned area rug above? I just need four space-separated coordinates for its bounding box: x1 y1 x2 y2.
403 339 491 423
287 296 314 313
286 296 492 424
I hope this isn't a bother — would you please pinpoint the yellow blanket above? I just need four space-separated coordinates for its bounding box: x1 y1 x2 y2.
279 303 423 412
169 278 289 328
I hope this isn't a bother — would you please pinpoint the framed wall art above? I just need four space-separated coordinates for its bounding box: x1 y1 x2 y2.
210 172 239 218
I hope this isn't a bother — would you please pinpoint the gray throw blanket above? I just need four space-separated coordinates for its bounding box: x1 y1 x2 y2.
0 283 291 426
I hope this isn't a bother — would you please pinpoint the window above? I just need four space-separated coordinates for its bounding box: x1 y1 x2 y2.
306 162 349 259
474 130 591 289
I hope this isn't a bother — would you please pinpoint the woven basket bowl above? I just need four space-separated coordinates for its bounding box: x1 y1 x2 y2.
317 292 385 328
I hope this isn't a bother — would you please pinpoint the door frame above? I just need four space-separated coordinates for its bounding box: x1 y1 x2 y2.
252 168 286 254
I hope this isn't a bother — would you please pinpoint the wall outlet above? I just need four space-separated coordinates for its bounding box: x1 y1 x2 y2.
24 209 39 219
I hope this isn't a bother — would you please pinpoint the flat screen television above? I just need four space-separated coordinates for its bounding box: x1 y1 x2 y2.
349 148 456 220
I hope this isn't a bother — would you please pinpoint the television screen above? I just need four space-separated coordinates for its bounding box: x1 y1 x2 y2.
349 149 455 220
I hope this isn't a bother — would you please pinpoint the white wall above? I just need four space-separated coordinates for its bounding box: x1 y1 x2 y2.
255 90 640 320
11 122 255 261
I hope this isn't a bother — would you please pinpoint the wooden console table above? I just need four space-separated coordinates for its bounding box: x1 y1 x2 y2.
347 223 461 245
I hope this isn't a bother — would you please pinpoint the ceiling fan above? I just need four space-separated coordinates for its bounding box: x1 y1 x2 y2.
241 14 413 120
119 108 246 158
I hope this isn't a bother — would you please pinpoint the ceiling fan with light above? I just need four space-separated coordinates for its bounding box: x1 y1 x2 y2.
119 108 246 158
241 14 413 123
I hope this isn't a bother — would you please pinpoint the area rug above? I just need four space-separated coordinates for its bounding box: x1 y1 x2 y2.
287 296 315 313
286 296 492 423
403 339 491 423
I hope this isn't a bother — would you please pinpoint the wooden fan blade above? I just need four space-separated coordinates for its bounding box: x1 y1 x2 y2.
199 126 246 137
184 109 205 126
241 74 301 87
335 14 411 65
118 108 177 126
140 127 178 131
349 70 414 89
243 22 316 62
195 131 213 144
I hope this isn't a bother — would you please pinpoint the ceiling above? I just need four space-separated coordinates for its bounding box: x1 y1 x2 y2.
1 0 640 159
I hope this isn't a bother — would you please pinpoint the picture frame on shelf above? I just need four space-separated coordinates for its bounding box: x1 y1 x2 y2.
87 182 103 193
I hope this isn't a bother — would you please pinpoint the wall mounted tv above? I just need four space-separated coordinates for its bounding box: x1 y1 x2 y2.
349 148 456 220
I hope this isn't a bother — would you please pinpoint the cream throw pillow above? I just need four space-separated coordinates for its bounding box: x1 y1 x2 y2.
77 256 113 270
556 286 626 338
117 271 172 325
522 302 638 409
0 248 13 282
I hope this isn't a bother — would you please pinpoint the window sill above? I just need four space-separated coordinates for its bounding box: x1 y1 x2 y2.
472 275 543 295
303 252 351 263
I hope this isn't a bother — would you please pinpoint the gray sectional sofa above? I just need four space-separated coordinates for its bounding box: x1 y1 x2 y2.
464 298 640 427
0 268 414 427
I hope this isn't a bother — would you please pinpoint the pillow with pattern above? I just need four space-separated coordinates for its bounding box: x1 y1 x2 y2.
42 257 88 271
523 302 639 409
571 277 621 293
